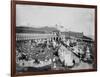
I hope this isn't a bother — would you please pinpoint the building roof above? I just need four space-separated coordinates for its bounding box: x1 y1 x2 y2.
61 31 84 38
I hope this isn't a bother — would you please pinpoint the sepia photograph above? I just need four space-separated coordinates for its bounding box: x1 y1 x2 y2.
11 1 97 76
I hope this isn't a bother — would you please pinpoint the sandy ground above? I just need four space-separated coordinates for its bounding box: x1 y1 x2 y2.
71 61 93 70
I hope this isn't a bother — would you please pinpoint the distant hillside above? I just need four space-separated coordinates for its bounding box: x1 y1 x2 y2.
86 35 94 40
16 26 59 33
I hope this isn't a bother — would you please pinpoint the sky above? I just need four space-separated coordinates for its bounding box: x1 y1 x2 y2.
16 4 95 36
